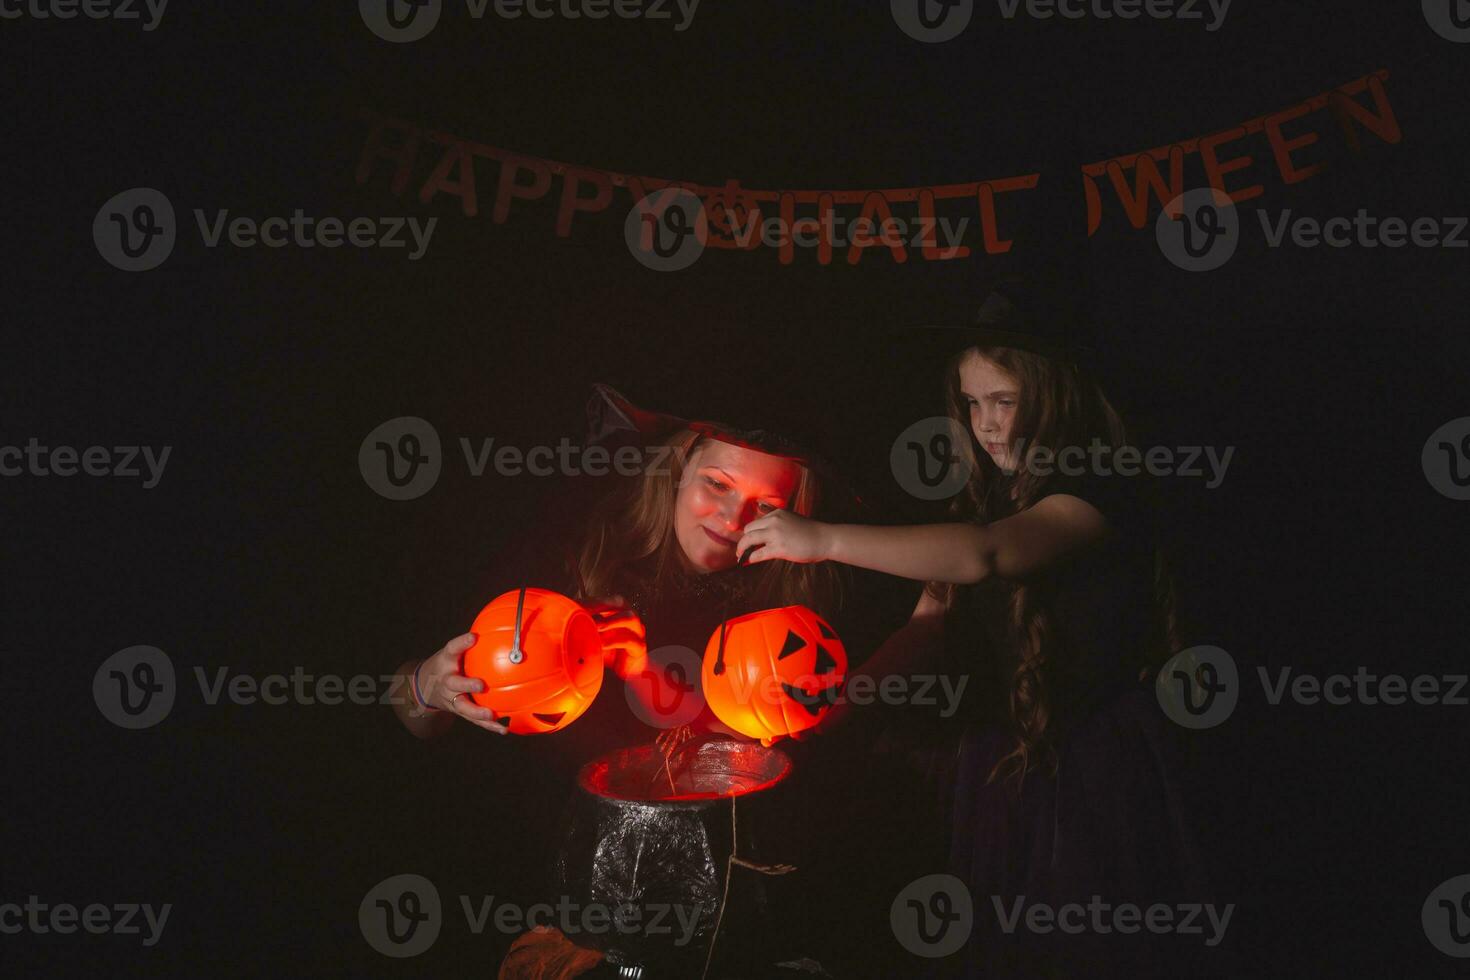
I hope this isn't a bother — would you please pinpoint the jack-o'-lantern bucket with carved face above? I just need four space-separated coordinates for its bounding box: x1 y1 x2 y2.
701 605 848 746
462 588 604 735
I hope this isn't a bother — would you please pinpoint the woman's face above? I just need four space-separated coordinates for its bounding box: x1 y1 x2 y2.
959 351 1022 472
674 439 802 573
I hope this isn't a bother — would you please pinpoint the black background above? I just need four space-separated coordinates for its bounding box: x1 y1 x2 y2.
4 1 1469 976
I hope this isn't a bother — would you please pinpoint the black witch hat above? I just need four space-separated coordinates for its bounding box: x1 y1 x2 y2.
906 112 1103 372
914 272 1099 369
583 382 865 517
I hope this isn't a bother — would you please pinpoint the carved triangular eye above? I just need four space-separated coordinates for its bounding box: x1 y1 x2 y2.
818 620 837 640
777 629 808 660
813 644 837 676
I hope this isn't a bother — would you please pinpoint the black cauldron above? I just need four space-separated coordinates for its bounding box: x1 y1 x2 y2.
551 738 795 978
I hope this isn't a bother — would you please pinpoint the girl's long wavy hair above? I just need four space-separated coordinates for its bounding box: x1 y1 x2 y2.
575 428 846 616
926 346 1182 786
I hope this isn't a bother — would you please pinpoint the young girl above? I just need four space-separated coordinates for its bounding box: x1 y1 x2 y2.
738 289 1217 977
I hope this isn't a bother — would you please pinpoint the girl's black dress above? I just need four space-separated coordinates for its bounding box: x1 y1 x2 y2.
943 473 1225 978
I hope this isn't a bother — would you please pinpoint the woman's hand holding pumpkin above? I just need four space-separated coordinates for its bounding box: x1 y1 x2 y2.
406 633 510 734
586 596 649 681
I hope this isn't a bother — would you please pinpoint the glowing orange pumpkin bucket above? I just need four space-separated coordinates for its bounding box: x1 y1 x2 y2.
462 588 604 735
701 605 847 745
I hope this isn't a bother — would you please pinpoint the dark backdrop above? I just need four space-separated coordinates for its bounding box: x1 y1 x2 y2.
5 2 1469 976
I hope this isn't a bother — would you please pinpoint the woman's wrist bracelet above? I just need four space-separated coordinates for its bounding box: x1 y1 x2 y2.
411 658 440 712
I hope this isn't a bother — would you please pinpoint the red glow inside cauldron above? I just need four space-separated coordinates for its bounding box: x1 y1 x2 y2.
579 741 792 803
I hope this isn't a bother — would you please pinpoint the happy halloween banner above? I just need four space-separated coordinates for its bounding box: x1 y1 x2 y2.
354 68 1399 265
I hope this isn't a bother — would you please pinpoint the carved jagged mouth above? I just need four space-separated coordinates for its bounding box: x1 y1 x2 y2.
532 712 566 727
781 683 841 717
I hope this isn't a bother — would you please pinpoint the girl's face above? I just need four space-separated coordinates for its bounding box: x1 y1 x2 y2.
959 351 1022 472
674 439 802 573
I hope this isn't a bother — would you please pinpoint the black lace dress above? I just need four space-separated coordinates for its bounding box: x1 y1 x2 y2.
942 473 1224 978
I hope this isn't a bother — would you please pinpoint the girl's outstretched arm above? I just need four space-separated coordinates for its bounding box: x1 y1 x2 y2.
738 494 1110 584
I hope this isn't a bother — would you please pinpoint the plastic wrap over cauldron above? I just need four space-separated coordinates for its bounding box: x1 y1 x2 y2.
551 739 794 977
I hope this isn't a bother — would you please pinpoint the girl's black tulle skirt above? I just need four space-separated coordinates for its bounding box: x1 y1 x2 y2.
945 687 1234 978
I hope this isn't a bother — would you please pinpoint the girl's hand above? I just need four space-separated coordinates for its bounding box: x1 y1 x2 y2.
413 633 509 734
737 510 834 565
585 595 648 681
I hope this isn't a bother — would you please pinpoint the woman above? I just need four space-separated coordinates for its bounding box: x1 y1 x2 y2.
739 284 1221 977
391 384 848 742
387 384 871 976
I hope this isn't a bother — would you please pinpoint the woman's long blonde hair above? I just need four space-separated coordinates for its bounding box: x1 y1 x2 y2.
575 428 846 616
